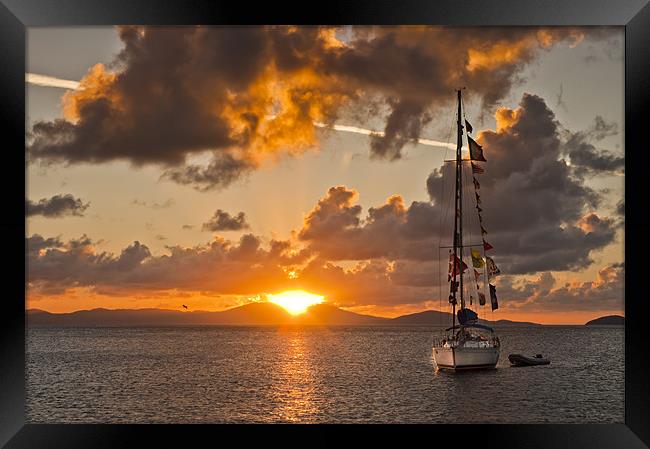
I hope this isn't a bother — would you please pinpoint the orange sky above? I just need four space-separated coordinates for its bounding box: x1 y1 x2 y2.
26 26 624 325
26 287 623 325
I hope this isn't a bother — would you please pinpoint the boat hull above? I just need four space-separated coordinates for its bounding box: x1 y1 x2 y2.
433 346 500 370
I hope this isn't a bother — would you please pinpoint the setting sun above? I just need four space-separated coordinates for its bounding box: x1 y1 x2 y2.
267 290 325 315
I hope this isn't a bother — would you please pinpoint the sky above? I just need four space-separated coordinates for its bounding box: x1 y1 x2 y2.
25 26 625 324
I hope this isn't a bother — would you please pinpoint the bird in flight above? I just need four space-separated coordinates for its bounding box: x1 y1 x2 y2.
182 304 188 309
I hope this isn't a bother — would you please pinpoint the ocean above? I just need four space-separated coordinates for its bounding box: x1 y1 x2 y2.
26 325 624 423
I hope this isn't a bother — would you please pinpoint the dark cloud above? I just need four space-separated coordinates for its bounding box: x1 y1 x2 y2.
27 233 299 296
423 94 618 275
27 26 617 190
161 153 256 191
26 194 90 218
298 186 362 241
26 234 64 255
26 85 623 313
298 94 619 277
563 116 623 174
616 200 624 217
202 209 249 232
297 258 434 307
495 262 624 312
297 93 620 285
369 99 432 160
27 234 148 294
327 27 617 159
298 186 441 262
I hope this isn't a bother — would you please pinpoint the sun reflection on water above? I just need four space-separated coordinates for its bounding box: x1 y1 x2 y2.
269 329 320 422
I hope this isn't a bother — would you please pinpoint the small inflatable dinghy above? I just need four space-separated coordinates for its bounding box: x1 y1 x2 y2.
508 353 550 366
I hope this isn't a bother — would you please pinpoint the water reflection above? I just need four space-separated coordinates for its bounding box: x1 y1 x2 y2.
27 326 623 423
269 328 320 422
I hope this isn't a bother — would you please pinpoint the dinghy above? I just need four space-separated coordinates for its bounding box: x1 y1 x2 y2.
508 353 550 367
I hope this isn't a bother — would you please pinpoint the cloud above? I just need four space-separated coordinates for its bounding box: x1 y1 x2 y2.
26 26 615 190
616 200 624 217
427 93 617 274
298 186 362 241
297 186 440 262
297 259 433 307
26 233 300 296
160 153 257 192
26 194 90 218
369 99 432 160
25 89 623 314
202 209 250 232
299 100 620 277
495 263 624 312
27 226 427 307
26 234 64 255
26 69 455 153
563 116 624 174
131 198 175 209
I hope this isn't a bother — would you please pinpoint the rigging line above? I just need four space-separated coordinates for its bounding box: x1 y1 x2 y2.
459 96 472 307
481 264 487 308
442 166 453 316
465 162 476 306
437 172 445 328
436 98 458 327
444 99 456 163
438 248 442 326
469 166 479 304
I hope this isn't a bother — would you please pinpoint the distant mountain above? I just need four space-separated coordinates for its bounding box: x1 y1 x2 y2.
27 302 387 327
484 319 542 327
27 304 540 327
390 310 540 327
297 304 389 325
27 303 293 327
217 302 293 325
585 315 625 326
391 310 451 325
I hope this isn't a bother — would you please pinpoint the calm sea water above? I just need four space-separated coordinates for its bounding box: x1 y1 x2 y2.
26 325 624 423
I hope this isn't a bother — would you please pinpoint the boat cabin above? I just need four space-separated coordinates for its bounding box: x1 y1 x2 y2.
440 323 500 349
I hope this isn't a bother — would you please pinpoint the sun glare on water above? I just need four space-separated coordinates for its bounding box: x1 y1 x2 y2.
267 290 325 315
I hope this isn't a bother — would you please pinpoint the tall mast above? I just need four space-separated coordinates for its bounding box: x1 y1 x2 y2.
458 90 465 311
451 89 464 328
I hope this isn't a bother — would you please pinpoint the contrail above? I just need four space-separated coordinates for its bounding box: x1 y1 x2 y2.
26 72 454 150
313 122 456 150
26 73 81 90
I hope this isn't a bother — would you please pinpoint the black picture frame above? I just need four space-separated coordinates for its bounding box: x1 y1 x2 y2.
2 1 649 447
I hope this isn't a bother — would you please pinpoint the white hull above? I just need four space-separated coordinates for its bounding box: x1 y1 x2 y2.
433 346 500 370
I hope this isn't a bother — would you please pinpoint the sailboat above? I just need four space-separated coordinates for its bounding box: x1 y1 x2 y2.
432 89 501 371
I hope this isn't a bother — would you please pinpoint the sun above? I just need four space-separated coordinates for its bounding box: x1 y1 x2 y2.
267 290 325 315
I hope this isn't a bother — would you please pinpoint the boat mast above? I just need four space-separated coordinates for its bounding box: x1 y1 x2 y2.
451 88 465 328
458 89 465 312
